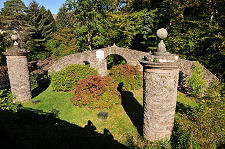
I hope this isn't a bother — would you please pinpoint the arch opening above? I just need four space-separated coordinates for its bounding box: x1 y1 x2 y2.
106 54 127 70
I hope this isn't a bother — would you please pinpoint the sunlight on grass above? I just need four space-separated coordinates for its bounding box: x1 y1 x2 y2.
177 92 199 107
24 86 197 144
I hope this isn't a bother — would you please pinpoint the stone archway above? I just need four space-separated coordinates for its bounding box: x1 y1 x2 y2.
48 44 147 76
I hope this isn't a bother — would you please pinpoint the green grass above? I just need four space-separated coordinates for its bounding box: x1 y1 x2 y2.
177 92 199 107
23 85 198 146
24 86 141 143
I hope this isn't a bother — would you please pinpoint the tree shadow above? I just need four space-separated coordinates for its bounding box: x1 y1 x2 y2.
176 101 194 116
32 77 51 98
0 107 128 149
118 83 144 136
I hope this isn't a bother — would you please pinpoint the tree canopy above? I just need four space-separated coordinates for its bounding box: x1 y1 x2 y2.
66 0 110 51
0 0 27 31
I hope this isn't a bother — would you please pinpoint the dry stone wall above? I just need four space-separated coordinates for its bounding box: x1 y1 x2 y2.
179 59 216 92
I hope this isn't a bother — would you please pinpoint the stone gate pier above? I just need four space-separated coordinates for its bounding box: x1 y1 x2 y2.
140 28 179 141
3 35 31 103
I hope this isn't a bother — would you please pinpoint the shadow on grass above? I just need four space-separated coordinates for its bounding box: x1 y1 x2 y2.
0 107 128 149
118 83 144 136
170 102 197 148
32 77 51 98
176 102 194 116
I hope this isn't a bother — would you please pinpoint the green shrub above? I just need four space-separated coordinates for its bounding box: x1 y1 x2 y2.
51 64 97 92
171 121 200 149
109 64 143 91
186 61 206 98
0 89 17 112
30 73 39 91
204 78 223 99
178 81 225 148
71 75 121 109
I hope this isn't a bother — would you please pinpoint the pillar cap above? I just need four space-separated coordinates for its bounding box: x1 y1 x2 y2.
140 28 179 69
3 49 27 56
3 34 28 56
140 59 179 69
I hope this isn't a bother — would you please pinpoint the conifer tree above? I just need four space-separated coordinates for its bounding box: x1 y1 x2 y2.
55 4 74 30
0 0 27 31
23 1 56 60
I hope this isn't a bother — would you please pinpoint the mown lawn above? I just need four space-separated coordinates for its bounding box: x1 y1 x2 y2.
23 85 198 146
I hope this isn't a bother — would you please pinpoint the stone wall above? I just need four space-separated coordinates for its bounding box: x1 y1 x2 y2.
179 59 216 92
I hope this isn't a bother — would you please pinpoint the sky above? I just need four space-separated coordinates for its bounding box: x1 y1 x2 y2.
0 0 66 14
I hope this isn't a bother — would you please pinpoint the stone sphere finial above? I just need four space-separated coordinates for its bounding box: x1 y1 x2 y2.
11 34 18 41
155 28 169 55
11 34 19 49
156 28 168 40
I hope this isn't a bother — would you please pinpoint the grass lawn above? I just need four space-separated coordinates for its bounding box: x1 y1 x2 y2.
23 85 198 147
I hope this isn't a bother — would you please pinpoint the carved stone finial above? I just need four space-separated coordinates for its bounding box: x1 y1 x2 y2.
157 40 166 53
155 28 169 55
112 43 117 47
14 41 18 46
11 34 18 41
11 34 19 49
156 28 168 40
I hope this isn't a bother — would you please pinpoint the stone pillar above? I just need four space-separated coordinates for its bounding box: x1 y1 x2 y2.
140 28 179 142
90 59 107 77
2 35 31 103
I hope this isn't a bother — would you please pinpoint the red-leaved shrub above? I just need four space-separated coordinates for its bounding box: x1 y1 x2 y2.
71 75 121 109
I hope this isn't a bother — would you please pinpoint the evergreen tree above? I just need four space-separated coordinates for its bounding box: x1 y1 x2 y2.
23 1 56 60
164 0 225 79
55 4 74 30
0 0 27 31
46 27 77 58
